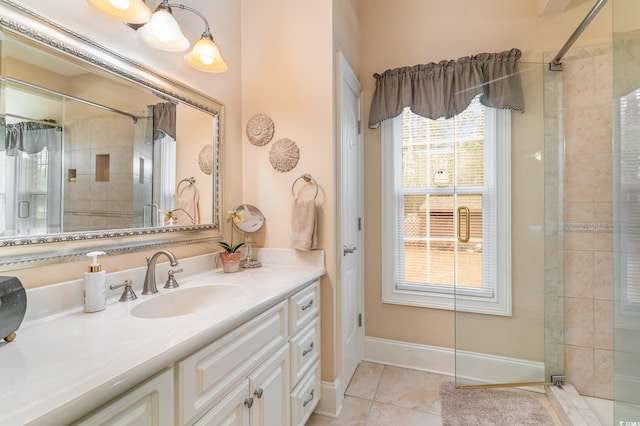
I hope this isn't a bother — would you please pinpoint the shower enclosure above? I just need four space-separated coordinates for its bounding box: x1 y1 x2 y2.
454 0 640 423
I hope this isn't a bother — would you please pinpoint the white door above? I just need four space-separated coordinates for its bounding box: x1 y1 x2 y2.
338 53 363 393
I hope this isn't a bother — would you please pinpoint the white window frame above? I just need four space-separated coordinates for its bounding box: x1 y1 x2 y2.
381 106 512 316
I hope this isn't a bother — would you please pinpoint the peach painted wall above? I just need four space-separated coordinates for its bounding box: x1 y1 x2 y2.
359 0 612 362
240 0 336 382
176 103 215 225
334 0 361 75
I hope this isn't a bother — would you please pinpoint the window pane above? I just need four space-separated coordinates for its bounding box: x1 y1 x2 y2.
620 90 640 305
402 194 455 286
455 100 484 187
401 100 484 190
401 109 454 189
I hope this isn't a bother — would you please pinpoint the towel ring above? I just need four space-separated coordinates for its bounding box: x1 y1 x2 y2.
176 177 195 193
291 174 318 199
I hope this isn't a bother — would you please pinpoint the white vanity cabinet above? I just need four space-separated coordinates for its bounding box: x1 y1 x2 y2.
178 300 289 425
184 280 321 426
71 279 321 426
194 345 290 426
73 368 174 426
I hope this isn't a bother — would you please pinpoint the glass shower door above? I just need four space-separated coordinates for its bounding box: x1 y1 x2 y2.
454 62 549 388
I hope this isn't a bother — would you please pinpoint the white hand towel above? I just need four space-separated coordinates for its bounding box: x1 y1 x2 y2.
291 197 317 251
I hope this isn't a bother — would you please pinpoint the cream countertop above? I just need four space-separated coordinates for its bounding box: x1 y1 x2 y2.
0 249 325 425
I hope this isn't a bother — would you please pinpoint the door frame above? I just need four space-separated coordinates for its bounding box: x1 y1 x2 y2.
336 52 364 396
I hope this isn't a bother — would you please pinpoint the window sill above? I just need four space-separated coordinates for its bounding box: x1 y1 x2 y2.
383 286 512 316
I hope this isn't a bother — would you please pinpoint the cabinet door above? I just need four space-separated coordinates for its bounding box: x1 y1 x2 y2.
73 368 174 426
193 381 250 426
177 300 288 425
248 344 290 426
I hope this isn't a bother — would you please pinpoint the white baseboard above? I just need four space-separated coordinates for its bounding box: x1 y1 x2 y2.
313 378 342 418
364 336 545 384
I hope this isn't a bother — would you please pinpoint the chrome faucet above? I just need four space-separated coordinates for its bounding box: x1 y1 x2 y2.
142 250 179 295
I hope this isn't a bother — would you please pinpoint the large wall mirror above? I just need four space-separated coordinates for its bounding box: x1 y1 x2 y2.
0 1 223 269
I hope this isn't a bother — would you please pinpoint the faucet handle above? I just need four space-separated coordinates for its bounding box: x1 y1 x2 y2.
110 279 137 302
164 268 183 289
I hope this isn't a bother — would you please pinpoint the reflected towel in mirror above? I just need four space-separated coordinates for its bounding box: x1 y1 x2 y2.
291 198 317 251
175 184 200 225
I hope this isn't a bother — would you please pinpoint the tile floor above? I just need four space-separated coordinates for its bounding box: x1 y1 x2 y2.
306 361 564 425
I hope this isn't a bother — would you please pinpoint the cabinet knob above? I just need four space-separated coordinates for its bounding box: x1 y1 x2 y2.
244 397 254 408
254 388 264 399
301 299 314 311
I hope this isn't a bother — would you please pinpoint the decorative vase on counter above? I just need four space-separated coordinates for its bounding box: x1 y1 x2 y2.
220 252 241 273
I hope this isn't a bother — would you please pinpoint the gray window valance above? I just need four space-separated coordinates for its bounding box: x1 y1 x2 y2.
1 119 62 156
152 102 177 141
369 48 525 129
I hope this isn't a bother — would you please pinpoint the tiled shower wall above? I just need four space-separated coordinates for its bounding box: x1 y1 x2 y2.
545 44 614 399
63 115 137 231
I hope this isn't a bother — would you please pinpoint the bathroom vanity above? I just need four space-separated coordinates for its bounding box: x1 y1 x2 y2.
0 250 325 425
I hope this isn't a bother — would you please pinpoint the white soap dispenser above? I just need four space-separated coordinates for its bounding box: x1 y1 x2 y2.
84 251 106 313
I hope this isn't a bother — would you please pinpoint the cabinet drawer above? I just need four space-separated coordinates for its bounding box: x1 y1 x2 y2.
177 300 288 425
290 360 320 426
289 317 320 387
289 280 319 335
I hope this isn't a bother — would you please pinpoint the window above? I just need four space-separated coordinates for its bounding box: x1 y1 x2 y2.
381 96 511 315
0 148 50 236
618 88 640 321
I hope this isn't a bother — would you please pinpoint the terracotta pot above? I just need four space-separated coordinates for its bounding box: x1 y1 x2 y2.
220 252 241 273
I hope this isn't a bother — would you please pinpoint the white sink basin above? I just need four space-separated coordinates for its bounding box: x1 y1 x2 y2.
130 284 246 319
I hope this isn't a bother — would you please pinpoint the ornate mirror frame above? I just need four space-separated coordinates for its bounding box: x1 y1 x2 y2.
0 1 224 270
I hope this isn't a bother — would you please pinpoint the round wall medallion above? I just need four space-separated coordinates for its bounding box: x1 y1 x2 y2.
198 144 214 175
269 138 299 173
246 114 275 146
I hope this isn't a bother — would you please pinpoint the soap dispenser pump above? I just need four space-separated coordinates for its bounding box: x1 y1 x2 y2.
84 251 106 313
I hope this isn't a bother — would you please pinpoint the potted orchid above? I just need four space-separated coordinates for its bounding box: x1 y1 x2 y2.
217 210 245 272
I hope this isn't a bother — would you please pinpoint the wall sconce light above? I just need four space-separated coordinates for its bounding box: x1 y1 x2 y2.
87 0 152 24
87 0 227 73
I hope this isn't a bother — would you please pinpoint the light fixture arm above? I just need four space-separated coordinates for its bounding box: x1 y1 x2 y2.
140 0 227 72
165 2 212 38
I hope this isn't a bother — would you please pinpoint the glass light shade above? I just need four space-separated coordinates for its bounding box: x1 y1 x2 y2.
87 0 151 24
137 9 189 52
184 37 228 73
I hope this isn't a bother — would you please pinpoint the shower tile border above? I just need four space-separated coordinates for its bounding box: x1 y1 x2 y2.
563 222 613 233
